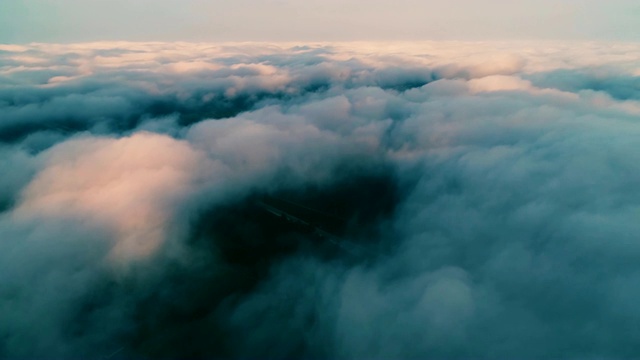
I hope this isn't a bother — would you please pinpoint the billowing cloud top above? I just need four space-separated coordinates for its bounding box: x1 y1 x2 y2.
1 41 640 358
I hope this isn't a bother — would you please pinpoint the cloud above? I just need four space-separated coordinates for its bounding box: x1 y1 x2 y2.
1 41 640 358
14 132 217 262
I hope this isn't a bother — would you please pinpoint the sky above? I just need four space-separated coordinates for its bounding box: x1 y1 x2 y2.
3 1 640 358
1 0 640 43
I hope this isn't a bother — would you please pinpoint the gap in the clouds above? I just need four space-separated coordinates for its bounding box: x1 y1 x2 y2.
192 163 403 275
0 199 13 214
0 119 88 146
126 165 403 358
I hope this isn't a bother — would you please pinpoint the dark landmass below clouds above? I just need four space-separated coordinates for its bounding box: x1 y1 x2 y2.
1 41 640 359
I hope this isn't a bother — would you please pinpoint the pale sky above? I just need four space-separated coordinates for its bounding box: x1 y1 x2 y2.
1 0 639 43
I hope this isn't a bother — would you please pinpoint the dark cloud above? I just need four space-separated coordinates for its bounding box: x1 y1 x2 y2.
1 42 640 359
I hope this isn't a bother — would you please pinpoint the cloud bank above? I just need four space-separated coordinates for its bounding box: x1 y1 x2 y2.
1 41 640 358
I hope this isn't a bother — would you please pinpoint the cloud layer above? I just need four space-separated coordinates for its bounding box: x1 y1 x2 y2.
1 41 640 358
